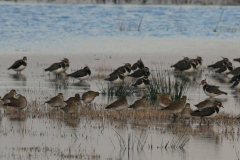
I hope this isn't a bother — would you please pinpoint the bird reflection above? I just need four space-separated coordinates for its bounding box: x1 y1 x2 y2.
9 74 27 81
71 81 90 88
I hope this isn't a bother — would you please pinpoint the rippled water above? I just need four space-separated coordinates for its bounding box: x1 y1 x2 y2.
0 3 240 160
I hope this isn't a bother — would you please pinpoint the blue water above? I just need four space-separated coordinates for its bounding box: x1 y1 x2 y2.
0 4 240 51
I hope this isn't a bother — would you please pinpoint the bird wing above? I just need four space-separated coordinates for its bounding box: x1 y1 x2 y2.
45 62 61 71
106 99 125 109
67 69 87 77
205 86 225 94
230 75 238 83
208 60 223 68
191 107 215 117
128 70 144 77
178 62 191 71
171 60 185 68
131 63 138 70
6 97 20 107
109 66 125 76
8 60 23 70
133 79 143 86
228 67 240 76
215 65 226 73
105 73 118 81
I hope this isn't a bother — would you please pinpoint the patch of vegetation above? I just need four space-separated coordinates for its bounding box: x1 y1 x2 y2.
147 66 189 102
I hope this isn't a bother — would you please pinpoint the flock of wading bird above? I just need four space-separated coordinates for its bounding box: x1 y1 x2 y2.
2 56 240 125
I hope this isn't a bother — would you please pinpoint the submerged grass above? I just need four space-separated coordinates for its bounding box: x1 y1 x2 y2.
147 66 189 102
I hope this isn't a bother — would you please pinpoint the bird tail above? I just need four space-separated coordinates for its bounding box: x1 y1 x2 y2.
3 103 13 106
104 78 110 81
66 74 71 77
8 67 11 70
220 91 227 95
105 105 112 109
207 65 213 68
128 104 135 108
44 68 50 71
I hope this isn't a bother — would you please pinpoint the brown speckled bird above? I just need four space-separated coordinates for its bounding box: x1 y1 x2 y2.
181 103 193 119
45 93 64 109
61 101 80 115
128 96 148 110
82 91 99 105
105 96 128 111
162 96 187 119
194 99 212 111
2 89 17 104
157 93 172 108
4 94 27 110
64 94 81 106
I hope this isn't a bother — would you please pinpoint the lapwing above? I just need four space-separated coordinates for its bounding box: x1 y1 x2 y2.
171 57 189 70
215 62 233 75
2 89 17 104
105 70 124 84
4 94 27 110
44 59 68 74
191 101 223 125
233 58 240 63
157 93 172 108
128 96 148 110
67 66 91 81
200 80 227 97
45 93 64 109
105 96 128 111
60 101 80 115
194 99 212 111
64 93 81 105
230 72 240 83
227 67 240 76
8 57 27 74
62 58 70 72
176 59 197 73
161 96 187 119
181 103 193 119
208 57 229 69
81 91 99 105
131 59 144 72
194 56 203 69
132 76 150 89
110 63 131 77
128 67 150 79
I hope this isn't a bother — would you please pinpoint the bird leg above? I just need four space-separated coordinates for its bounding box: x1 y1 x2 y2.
200 117 202 126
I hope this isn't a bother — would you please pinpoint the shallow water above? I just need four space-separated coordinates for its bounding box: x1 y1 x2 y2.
0 3 240 160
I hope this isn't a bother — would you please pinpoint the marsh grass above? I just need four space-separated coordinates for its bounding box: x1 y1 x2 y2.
97 81 135 96
147 66 189 102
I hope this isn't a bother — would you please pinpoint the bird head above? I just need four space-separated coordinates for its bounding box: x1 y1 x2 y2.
10 89 17 95
16 94 22 98
144 67 149 72
157 93 163 98
222 57 229 62
94 92 100 97
181 96 187 102
143 76 148 80
183 57 189 62
200 79 207 86
58 93 63 99
84 66 90 71
215 100 224 108
185 103 190 108
197 56 202 61
190 59 196 64
137 59 142 64
23 56 27 62
125 63 131 69
165 94 172 100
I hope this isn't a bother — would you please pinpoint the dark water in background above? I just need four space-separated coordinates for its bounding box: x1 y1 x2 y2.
0 3 240 160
